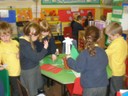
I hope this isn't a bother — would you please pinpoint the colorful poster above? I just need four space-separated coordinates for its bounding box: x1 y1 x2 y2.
58 9 95 22
40 8 58 20
16 8 32 22
112 6 123 18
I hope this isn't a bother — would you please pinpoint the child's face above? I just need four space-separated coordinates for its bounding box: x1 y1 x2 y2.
31 35 39 41
30 27 39 41
0 33 11 42
42 31 49 37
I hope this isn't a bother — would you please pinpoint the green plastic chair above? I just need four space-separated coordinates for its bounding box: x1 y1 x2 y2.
0 69 10 96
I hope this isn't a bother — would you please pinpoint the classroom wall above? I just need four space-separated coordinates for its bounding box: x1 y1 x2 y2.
0 0 112 20
0 0 112 36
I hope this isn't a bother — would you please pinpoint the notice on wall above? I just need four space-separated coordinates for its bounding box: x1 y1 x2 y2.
0 10 9 18
112 6 123 23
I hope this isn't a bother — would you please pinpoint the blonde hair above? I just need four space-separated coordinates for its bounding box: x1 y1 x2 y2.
0 21 12 35
85 26 100 56
23 22 41 50
39 20 52 41
105 22 122 35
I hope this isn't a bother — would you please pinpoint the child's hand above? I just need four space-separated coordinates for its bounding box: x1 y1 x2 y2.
51 54 57 61
66 54 71 59
44 40 48 49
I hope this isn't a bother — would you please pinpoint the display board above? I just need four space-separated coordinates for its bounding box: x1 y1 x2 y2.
0 10 16 23
41 0 100 5
112 6 123 23
58 9 95 22
16 8 32 22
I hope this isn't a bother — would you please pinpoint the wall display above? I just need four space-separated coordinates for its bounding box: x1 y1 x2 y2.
112 6 123 23
58 9 95 22
0 10 9 18
0 10 16 23
16 8 32 22
121 3 128 31
40 8 58 20
41 0 100 4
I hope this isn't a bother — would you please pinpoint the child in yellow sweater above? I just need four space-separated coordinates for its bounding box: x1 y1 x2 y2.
105 22 128 96
0 21 21 96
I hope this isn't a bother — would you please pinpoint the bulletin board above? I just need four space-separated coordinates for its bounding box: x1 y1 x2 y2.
0 10 16 23
58 9 95 22
40 8 58 20
16 8 32 22
41 0 100 5
40 8 95 22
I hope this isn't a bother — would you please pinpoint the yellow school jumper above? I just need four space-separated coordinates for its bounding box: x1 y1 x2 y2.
106 37 127 76
0 40 21 76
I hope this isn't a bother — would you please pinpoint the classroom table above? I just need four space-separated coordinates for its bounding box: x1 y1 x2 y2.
39 54 112 96
39 54 76 96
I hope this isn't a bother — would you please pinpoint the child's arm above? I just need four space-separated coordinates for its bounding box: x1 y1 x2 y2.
20 39 48 62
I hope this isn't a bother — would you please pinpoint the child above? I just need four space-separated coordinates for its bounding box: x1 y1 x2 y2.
84 11 94 27
0 21 21 96
66 26 108 96
34 19 57 61
72 15 84 44
105 22 128 96
19 22 48 96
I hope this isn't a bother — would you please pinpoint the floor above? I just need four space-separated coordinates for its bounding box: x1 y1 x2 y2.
44 42 65 96
44 81 63 96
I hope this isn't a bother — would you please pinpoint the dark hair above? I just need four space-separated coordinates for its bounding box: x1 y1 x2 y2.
87 12 93 18
100 15 106 21
85 26 100 56
76 15 82 21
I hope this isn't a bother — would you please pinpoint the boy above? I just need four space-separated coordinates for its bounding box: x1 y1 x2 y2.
0 21 21 96
105 22 128 96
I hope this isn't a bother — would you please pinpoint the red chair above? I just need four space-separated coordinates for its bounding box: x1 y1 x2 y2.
116 92 121 96
63 27 72 38
66 77 83 96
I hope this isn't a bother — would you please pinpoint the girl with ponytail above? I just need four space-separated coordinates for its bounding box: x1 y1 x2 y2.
67 26 108 96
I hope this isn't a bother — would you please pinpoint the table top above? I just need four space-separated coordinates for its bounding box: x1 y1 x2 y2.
39 54 76 84
40 54 112 84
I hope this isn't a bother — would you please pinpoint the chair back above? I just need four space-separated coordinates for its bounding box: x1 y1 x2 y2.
0 69 10 96
17 79 29 96
63 27 72 38
73 77 83 95
66 77 83 96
